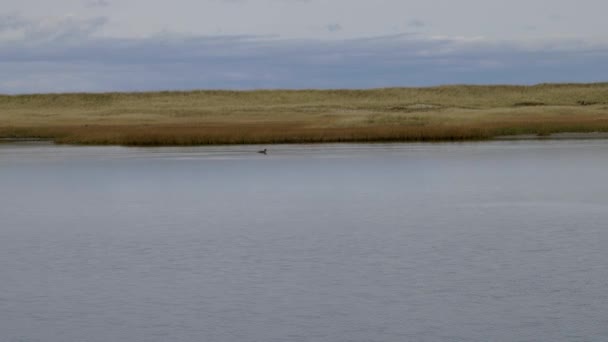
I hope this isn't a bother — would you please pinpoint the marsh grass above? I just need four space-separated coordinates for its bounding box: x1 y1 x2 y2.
1 83 608 145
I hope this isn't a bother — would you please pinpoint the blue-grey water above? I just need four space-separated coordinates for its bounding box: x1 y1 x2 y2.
1 141 608 342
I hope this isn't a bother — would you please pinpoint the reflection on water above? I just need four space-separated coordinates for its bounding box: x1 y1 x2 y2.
1 141 608 342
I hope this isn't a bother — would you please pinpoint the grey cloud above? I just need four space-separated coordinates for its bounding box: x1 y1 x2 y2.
1 18 607 93
218 0 312 3
216 0 246 3
326 24 342 33
408 20 426 28
0 14 107 43
0 14 28 31
30 17 107 42
85 0 110 8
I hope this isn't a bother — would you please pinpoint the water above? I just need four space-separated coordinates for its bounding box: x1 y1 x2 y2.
1 141 608 342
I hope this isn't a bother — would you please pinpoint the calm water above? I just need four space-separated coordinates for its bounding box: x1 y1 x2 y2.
1 141 608 342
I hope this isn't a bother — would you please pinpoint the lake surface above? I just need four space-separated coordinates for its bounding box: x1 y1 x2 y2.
1 141 608 342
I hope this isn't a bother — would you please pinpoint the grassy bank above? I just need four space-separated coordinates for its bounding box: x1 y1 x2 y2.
1 83 608 145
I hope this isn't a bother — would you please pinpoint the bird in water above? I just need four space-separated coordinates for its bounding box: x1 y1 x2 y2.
258 148 267 155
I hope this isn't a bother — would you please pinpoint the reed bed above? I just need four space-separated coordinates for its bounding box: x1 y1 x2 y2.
1 84 608 145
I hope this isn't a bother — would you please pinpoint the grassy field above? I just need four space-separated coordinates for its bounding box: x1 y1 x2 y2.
1 83 608 145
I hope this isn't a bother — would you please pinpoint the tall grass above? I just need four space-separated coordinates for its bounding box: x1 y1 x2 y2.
1 83 608 145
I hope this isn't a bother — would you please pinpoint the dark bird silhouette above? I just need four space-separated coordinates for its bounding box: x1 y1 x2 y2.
258 148 267 155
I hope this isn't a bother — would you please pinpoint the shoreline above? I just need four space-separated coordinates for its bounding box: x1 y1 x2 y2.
3 132 608 146
493 132 608 141
0 137 50 142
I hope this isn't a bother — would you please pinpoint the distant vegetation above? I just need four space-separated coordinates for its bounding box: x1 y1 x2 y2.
1 83 608 145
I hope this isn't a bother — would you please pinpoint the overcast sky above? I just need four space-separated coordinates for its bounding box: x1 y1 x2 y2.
1 0 607 93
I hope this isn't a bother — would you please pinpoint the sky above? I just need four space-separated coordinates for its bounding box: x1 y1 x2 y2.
1 0 607 93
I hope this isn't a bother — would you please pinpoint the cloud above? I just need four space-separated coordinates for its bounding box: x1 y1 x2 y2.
1 14 608 93
85 0 110 8
215 0 246 3
524 25 538 31
408 20 426 29
0 14 107 43
0 14 27 31
326 23 342 33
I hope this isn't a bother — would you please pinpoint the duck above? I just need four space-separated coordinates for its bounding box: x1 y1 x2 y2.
257 148 267 155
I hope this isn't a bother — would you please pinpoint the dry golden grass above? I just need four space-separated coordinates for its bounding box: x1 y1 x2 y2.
1 83 608 145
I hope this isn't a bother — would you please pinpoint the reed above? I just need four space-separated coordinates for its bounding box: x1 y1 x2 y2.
1 83 607 145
